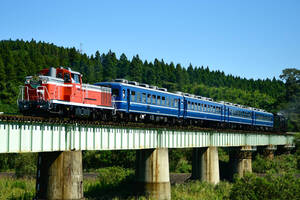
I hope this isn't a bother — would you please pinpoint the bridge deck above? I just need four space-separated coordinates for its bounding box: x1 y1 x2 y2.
0 121 294 153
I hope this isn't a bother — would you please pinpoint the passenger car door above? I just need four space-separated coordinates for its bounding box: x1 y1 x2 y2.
127 89 130 113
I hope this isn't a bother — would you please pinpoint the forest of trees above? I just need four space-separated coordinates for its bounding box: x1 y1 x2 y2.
0 39 298 130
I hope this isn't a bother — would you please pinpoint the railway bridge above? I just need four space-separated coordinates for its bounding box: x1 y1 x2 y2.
0 118 295 200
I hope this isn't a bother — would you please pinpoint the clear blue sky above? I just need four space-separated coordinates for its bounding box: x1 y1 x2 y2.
1 0 299 80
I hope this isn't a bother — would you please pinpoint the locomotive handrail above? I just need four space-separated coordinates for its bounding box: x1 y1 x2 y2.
37 86 50 101
18 85 51 103
17 86 29 103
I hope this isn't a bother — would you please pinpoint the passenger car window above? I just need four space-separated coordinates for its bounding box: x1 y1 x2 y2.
147 94 151 104
162 97 165 106
174 99 178 107
152 95 156 104
137 92 141 103
131 91 136 102
157 96 161 105
142 93 146 103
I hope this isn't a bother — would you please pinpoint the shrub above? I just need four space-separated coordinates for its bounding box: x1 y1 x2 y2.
15 153 37 178
172 181 231 200
84 167 136 199
82 150 136 171
230 173 300 200
169 148 192 173
174 158 192 173
252 154 297 174
96 166 134 186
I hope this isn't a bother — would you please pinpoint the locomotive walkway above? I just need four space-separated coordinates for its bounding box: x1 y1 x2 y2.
0 118 295 200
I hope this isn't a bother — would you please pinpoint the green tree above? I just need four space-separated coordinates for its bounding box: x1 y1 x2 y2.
129 55 142 82
279 68 300 131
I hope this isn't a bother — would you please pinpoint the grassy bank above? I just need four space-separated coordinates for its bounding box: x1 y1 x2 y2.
1 151 300 200
1 167 300 200
0 178 35 200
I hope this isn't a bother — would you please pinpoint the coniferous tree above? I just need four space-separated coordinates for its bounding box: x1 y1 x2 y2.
129 55 143 82
94 51 103 82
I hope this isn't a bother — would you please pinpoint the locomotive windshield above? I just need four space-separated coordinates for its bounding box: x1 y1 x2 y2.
71 73 80 84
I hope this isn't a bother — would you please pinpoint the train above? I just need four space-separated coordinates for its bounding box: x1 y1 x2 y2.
17 67 286 131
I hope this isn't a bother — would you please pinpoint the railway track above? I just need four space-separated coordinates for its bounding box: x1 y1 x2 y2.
0 113 287 135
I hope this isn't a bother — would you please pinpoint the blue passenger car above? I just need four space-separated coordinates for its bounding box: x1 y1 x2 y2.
224 104 253 125
95 79 274 129
183 95 222 122
95 80 184 119
253 110 273 127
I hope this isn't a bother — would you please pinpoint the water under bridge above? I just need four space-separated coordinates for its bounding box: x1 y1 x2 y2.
0 119 295 200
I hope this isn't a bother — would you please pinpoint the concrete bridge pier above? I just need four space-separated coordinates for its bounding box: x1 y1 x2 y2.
229 146 254 178
263 145 277 159
191 147 220 184
135 148 171 200
277 144 294 155
35 151 84 200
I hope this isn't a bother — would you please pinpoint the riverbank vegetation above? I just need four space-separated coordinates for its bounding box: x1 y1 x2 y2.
1 164 300 200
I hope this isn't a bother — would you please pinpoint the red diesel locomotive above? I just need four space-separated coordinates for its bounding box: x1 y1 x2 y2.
18 67 113 118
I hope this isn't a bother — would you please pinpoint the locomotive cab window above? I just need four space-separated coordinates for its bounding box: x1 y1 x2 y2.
56 72 63 79
64 73 71 83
